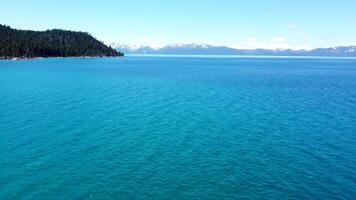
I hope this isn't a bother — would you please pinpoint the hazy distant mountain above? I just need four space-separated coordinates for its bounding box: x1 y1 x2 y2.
115 43 356 57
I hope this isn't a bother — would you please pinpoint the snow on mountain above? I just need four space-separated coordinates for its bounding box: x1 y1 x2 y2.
115 44 356 57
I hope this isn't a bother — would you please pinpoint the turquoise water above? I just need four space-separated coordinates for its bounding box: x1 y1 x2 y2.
0 56 355 199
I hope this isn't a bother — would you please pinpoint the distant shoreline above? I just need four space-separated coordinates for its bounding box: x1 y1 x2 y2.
125 54 356 59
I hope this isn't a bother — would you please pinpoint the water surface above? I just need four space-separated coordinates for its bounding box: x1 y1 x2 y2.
0 56 355 199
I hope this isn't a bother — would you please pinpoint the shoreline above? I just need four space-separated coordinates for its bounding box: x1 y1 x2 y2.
0 55 124 61
0 56 42 61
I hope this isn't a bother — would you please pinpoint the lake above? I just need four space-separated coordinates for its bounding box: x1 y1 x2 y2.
0 56 355 199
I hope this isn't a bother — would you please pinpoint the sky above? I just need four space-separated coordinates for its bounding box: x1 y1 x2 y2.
1 0 356 49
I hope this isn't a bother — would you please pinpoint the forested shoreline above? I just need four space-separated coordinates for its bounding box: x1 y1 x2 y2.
0 24 123 59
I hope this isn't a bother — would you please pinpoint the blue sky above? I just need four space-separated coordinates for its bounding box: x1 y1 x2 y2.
1 0 356 49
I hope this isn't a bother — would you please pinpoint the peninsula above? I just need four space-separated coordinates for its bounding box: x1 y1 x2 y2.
0 24 123 59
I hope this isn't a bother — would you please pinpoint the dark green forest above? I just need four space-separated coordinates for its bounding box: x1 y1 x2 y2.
0 24 123 58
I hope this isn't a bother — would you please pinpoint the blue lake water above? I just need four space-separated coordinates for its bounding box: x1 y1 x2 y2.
0 56 355 199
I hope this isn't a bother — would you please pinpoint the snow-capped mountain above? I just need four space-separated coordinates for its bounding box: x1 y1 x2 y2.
115 44 356 57
115 43 242 55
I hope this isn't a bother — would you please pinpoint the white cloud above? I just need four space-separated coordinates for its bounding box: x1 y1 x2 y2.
286 24 296 30
230 36 311 50
231 42 243 49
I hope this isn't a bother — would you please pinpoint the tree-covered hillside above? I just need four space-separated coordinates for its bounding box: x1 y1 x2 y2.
0 24 123 58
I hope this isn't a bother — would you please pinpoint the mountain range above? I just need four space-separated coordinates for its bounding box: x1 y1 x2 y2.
115 44 356 57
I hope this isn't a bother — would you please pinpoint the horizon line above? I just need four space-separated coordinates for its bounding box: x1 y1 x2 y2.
113 43 356 51
125 54 356 59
